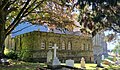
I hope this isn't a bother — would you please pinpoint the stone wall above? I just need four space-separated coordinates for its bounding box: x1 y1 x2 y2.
14 31 94 63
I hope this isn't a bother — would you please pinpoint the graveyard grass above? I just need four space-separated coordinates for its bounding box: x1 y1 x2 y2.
62 63 109 69
0 61 46 70
0 61 112 70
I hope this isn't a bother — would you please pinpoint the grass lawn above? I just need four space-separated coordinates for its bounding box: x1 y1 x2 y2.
75 63 107 69
62 63 109 70
0 61 118 70
0 61 46 70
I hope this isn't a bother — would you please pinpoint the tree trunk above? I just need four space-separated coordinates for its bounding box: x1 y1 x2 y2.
0 8 7 59
0 23 6 59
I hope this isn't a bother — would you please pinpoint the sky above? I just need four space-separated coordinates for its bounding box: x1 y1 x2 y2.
104 30 120 50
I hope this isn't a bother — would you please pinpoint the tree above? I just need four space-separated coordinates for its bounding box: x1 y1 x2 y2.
0 0 42 58
0 0 72 59
64 0 120 36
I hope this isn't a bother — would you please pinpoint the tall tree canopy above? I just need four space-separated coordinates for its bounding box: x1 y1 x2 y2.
0 0 66 58
63 0 120 36
0 0 120 58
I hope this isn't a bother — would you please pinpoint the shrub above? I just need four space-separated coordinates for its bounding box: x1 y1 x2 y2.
5 50 18 59
18 50 32 62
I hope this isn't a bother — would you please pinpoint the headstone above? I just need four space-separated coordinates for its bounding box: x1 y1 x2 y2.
52 44 58 58
52 44 61 66
47 50 53 63
116 58 120 65
52 57 61 66
113 56 117 62
102 55 104 60
65 59 74 67
1 58 9 65
80 57 85 68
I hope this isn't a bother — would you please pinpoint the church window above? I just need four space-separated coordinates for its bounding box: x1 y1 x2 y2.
68 42 72 50
41 41 45 49
62 41 65 50
49 42 54 49
81 46 83 50
88 43 91 51
86 44 89 50
83 43 86 50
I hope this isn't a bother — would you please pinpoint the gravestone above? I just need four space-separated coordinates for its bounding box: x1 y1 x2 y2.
113 56 117 62
1 58 10 65
116 58 120 65
47 50 53 63
52 44 61 66
65 59 74 67
80 57 85 68
102 55 104 60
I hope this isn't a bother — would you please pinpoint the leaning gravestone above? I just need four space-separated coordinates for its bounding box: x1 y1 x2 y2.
52 44 61 66
65 59 74 67
80 57 85 68
47 50 53 63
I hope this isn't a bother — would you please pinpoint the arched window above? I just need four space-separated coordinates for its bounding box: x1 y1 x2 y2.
81 43 84 50
68 42 72 50
83 43 86 50
41 41 45 49
89 43 92 51
49 42 54 49
86 43 90 51
62 41 65 50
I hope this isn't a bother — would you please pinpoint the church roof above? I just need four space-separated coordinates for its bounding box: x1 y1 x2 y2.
11 22 83 38
11 22 48 37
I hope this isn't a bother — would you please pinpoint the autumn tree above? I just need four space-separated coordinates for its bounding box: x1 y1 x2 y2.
0 0 69 58
62 0 120 36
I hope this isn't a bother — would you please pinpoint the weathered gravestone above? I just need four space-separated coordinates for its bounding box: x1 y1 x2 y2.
80 57 85 68
52 44 61 66
102 55 104 60
113 56 117 62
1 58 10 65
65 59 74 67
116 58 120 65
47 50 53 63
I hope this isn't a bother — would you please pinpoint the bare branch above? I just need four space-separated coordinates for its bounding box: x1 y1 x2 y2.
23 0 37 13
110 27 120 33
6 0 31 36
7 7 17 15
23 0 45 17
1 0 10 11
10 0 17 5
12 25 33 34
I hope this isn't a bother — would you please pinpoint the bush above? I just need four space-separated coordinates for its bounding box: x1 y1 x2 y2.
5 50 18 59
18 50 32 62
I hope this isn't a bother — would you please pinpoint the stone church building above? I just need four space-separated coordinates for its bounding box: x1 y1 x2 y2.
4 22 94 63
13 31 94 63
